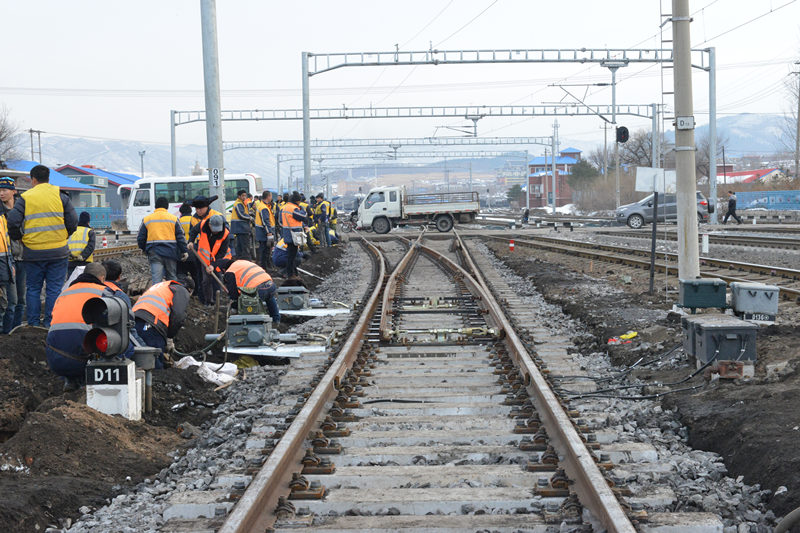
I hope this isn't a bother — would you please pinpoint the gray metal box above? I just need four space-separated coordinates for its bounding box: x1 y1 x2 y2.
228 314 273 347
681 316 697 356
730 282 779 321
684 315 757 364
276 286 310 311
679 278 727 310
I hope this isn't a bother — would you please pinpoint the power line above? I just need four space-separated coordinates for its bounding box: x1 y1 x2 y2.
434 0 500 47
693 0 798 47
401 0 454 48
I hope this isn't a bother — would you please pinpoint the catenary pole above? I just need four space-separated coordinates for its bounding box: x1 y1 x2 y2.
672 0 700 280
708 47 718 223
200 0 226 213
551 122 557 214
612 67 620 209
651 103 660 169
302 52 311 196
170 110 177 176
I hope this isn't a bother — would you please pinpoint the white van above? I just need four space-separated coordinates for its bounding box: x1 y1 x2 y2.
119 173 262 231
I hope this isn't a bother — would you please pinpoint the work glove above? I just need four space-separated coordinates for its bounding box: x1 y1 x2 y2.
166 338 175 353
181 252 189 261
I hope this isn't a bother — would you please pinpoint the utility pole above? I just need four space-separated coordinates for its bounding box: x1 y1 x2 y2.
603 123 608 176
170 110 177 176
524 150 529 212
139 150 146 179
200 0 226 213
302 52 311 196
602 59 628 209
551 121 558 214
793 62 800 178
29 129 43 162
708 47 718 223
672 0 700 280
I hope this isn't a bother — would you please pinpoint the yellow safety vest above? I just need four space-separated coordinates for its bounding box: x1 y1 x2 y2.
230 199 245 221
0 214 10 256
67 225 93 262
266 203 276 226
21 183 68 251
254 199 265 226
179 215 192 237
142 208 178 244
314 200 330 218
330 206 338 224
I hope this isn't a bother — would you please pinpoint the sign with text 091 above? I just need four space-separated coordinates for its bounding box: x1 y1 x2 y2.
86 365 129 385
210 168 221 188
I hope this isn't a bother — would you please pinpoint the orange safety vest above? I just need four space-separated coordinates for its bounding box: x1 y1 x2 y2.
190 208 223 232
227 260 272 289
280 202 303 228
133 280 175 329
197 218 231 271
104 281 122 293
50 282 108 332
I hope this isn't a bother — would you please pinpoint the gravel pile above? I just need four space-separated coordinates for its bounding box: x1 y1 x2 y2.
472 241 777 532
64 242 373 533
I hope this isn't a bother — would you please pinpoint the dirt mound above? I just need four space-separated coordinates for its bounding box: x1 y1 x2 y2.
145 366 221 429
0 326 61 439
0 401 181 531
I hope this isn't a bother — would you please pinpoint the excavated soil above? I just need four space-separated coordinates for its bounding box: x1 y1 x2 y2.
485 239 800 520
0 241 347 532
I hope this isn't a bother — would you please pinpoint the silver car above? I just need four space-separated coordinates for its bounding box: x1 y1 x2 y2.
616 191 713 229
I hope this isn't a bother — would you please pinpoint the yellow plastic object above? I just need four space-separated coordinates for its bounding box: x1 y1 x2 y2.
233 355 260 368
619 331 638 340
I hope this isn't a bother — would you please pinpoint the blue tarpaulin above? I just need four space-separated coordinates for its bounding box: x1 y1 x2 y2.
736 190 800 211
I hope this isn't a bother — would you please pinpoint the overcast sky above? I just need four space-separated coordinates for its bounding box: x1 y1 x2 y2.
1 0 798 154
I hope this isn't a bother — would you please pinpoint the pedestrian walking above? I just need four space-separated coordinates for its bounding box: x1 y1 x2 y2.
722 190 743 225
7 164 78 328
137 197 188 285
230 190 253 260
67 211 96 276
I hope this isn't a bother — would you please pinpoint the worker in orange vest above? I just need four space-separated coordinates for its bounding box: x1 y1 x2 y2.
46 263 131 390
189 214 232 306
101 259 131 308
279 191 308 279
221 259 280 324
132 279 193 368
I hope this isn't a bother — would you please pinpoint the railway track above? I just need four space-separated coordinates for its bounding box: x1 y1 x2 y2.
488 234 800 303
597 229 800 251
202 232 729 533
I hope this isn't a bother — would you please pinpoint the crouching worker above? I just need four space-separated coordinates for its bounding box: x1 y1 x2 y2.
132 279 192 369
272 238 304 277
222 259 280 325
101 259 131 307
46 263 131 390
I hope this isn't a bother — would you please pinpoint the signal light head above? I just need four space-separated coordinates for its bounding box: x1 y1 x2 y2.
95 332 108 353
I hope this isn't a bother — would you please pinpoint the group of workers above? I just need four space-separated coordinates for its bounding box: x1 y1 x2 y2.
0 165 343 391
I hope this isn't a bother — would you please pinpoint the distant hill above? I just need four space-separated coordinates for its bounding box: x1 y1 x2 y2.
672 113 789 157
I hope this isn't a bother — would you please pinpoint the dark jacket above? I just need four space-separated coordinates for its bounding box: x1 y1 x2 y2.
133 282 190 340
231 202 252 234
201 222 233 272
136 213 188 261
727 194 737 211
7 189 78 261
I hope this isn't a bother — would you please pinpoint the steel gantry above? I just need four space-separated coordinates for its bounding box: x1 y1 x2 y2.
298 46 717 213
222 136 552 151
274 150 529 195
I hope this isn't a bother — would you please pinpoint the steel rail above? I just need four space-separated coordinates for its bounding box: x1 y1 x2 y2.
485 235 800 301
92 244 140 258
597 230 800 250
379 233 424 340
219 238 391 533
448 232 635 533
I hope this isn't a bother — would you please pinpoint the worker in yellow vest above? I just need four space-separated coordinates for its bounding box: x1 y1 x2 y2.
177 202 194 285
7 165 78 328
314 193 332 247
67 211 96 276
230 190 253 260
254 191 275 269
0 181 17 334
137 197 188 286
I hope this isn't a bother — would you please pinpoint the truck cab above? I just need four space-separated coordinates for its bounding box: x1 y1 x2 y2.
357 186 403 230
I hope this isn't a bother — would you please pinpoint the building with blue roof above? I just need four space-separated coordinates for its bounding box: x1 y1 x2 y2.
56 164 140 212
526 148 582 208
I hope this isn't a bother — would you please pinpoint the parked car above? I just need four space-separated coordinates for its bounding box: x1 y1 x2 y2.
616 191 713 229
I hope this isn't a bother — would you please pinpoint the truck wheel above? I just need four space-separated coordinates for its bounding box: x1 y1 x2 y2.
627 214 645 229
372 217 391 234
435 215 454 232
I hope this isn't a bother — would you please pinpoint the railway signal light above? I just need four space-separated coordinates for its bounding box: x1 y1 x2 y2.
82 297 130 358
615 126 629 143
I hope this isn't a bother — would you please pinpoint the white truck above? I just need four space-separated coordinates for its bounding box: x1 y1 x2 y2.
356 186 480 234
